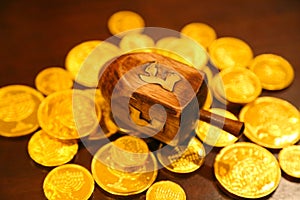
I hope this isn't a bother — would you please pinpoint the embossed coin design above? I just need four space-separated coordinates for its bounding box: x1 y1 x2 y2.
146 180 186 200
107 10 145 36
278 145 300 178
214 142 281 199
0 85 44 137
43 164 94 200
28 130 78 167
91 136 158 196
209 37 253 70
35 67 73 95
196 108 238 147
157 137 205 173
239 97 300 148
249 54 294 90
38 90 101 140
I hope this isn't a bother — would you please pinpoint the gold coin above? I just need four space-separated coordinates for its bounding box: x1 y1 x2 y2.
38 90 101 140
107 10 145 36
91 141 157 196
146 180 186 200
0 85 44 137
119 32 155 53
196 108 238 147
218 67 262 104
35 67 73 95
180 22 217 49
211 74 228 105
157 137 205 173
214 142 281 199
239 97 300 148
278 145 300 178
28 130 78 167
43 164 94 200
249 54 294 90
209 37 253 70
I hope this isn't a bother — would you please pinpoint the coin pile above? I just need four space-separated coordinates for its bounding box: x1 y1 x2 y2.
0 9 299 199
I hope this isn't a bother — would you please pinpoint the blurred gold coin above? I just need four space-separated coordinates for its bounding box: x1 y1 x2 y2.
239 97 300 148
209 37 253 70
107 10 145 36
43 164 94 200
146 180 186 200
0 85 44 137
28 130 78 167
38 90 101 140
214 142 281 199
157 137 205 173
119 32 155 53
249 54 294 90
180 22 217 49
196 108 238 147
91 141 157 196
218 67 262 104
279 145 300 178
35 67 73 95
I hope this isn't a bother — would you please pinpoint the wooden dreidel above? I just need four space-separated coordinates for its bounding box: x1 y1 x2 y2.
99 52 244 146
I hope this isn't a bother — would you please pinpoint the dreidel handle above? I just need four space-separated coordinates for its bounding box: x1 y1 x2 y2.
199 109 244 138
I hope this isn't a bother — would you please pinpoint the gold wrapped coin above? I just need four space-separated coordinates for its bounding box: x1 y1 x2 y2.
157 137 205 173
91 136 157 196
37 89 101 140
278 145 300 178
28 130 78 167
0 85 44 137
43 164 94 200
214 142 281 199
249 54 294 90
180 22 217 49
35 67 73 96
119 32 155 53
239 96 300 148
196 108 238 147
209 37 253 70
107 10 145 36
146 180 186 200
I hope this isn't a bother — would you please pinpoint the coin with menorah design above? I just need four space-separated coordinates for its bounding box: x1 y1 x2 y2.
146 180 186 200
43 164 94 200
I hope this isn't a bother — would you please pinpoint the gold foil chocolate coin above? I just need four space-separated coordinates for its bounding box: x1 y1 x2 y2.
278 145 300 178
35 67 73 96
239 97 300 148
43 164 94 200
28 130 78 167
146 180 186 200
214 142 281 199
0 85 44 137
249 54 294 90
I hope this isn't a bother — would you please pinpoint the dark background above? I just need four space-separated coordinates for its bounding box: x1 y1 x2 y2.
0 0 299 199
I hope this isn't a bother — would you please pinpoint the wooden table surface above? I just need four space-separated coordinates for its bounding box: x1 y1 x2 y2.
0 0 299 199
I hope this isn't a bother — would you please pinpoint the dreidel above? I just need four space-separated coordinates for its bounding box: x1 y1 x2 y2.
99 52 244 146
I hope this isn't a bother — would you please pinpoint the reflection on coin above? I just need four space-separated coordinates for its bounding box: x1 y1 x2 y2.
38 90 101 140
91 141 157 196
214 142 281 199
0 85 44 137
196 108 238 147
119 32 155 53
35 67 73 95
218 67 262 104
43 164 94 200
209 37 253 70
146 180 186 200
157 137 205 173
249 54 294 90
107 10 145 36
278 145 300 178
28 130 78 167
239 97 300 148
180 22 217 49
